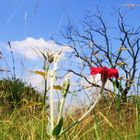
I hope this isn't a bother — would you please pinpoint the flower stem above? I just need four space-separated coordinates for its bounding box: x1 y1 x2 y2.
50 70 55 137
49 57 59 140
60 95 101 136
100 81 106 95
41 106 45 140
78 94 101 122
60 81 106 136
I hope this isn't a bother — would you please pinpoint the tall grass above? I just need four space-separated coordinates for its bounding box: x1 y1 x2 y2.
0 90 140 139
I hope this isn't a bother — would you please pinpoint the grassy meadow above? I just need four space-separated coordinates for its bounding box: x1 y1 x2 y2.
0 77 140 140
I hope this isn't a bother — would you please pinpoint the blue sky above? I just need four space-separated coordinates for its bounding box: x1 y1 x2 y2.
0 0 139 41
0 0 140 93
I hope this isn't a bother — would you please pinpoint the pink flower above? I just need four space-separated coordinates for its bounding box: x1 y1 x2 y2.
90 67 119 83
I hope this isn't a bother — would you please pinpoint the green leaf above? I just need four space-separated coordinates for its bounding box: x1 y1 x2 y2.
62 80 70 97
44 66 49 71
52 117 63 137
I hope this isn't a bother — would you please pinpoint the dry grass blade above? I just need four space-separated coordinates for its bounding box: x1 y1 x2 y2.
119 47 128 51
31 70 46 77
95 109 114 129
76 120 104 140
53 85 63 90
16 102 42 114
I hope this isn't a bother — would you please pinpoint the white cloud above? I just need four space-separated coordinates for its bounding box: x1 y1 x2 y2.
10 37 72 60
26 72 44 91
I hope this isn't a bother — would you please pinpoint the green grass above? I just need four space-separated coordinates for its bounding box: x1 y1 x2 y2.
0 79 140 140
0 104 49 140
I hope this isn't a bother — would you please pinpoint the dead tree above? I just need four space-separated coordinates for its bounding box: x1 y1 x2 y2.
63 9 140 102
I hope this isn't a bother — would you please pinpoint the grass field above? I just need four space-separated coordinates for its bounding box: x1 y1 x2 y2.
0 91 140 140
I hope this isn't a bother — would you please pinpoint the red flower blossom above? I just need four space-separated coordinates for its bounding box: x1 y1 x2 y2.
90 67 119 83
